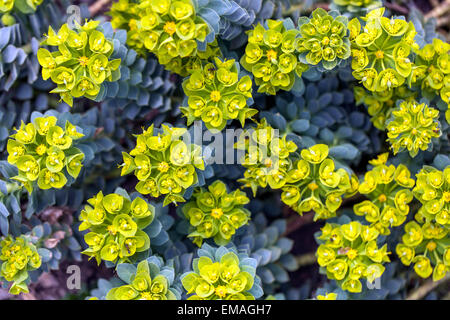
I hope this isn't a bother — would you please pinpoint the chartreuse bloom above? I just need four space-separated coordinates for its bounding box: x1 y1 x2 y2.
182 180 250 246
316 292 337 300
38 20 121 106
354 153 415 235
0 235 41 295
413 165 450 228
354 84 418 130
408 38 450 105
330 0 382 17
0 0 43 23
79 189 154 265
296 8 351 70
108 0 146 56
7 116 85 193
180 57 257 131
349 8 417 92
404 165 450 281
281 144 357 220
181 245 262 300
106 258 179 300
235 119 298 196
120 124 204 206
396 219 449 281
240 19 308 95
131 0 220 76
386 100 441 157
316 221 390 293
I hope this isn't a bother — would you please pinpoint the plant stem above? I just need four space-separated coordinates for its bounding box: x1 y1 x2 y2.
437 15 450 27
406 273 450 300
383 1 409 15
89 0 112 17
283 211 314 236
295 252 317 267
425 0 450 19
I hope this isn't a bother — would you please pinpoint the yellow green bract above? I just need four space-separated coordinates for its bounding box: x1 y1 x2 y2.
121 0 220 76
409 38 450 106
297 8 351 70
180 57 258 131
181 251 256 300
0 235 41 295
331 0 382 16
350 8 417 92
38 20 121 107
354 85 418 130
79 190 154 265
120 124 205 206
281 144 357 220
316 221 390 293
386 100 441 157
7 116 85 193
354 153 415 235
240 19 308 95
413 166 450 227
0 0 42 14
182 180 250 246
396 165 450 281
108 0 146 56
106 260 177 300
396 219 449 281
316 292 338 300
235 119 298 196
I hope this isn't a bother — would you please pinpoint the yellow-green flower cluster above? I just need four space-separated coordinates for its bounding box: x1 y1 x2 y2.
7 116 85 193
0 0 42 14
296 8 351 70
396 220 449 281
386 101 441 157
316 221 390 293
281 144 357 220
240 20 308 95
79 190 154 265
132 0 220 76
182 180 250 247
108 0 146 56
409 38 450 106
400 165 450 281
120 125 204 206
106 260 177 300
354 153 415 235
0 235 41 295
349 8 417 92
354 85 418 130
235 119 298 196
413 166 450 227
331 0 382 16
316 292 338 300
181 252 256 300
38 20 121 107
180 57 258 131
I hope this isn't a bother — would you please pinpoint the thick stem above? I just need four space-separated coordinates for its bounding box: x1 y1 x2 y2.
383 1 409 15
283 211 314 236
295 252 317 267
425 0 450 18
89 0 112 17
406 273 450 300
437 15 450 27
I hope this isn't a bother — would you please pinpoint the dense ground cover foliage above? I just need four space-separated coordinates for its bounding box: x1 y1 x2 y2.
0 0 449 300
